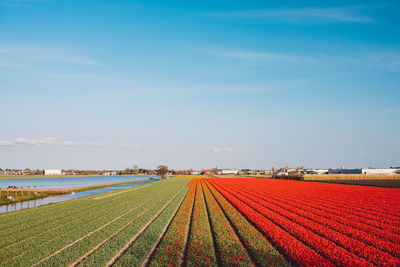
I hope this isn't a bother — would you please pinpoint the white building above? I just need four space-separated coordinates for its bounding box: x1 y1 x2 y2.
44 169 62 175
361 168 399 175
311 169 329 174
221 169 239 175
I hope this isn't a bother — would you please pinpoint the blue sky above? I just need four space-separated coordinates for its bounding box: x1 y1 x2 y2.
0 0 399 170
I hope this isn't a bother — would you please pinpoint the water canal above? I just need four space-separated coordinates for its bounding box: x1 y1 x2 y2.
0 175 161 214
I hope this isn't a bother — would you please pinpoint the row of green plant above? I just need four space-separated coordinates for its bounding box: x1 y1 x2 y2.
113 188 187 266
1 182 156 248
201 180 254 266
0 179 189 266
41 188 187 266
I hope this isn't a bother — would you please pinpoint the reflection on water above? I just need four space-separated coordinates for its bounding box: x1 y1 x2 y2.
0 178 160 214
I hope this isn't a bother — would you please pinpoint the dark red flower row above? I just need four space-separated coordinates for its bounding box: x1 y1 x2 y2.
208 178 400 266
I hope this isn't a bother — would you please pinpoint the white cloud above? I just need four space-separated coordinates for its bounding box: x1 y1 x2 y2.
211 147 235 153
0 137 141 150
208 7 374 23
367 52 400 72
119 144 142 151
202 48 312 63
211 147 261 153
0 43 103 67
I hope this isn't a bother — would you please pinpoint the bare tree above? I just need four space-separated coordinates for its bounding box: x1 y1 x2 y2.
157 165 168 179
211 166 219 175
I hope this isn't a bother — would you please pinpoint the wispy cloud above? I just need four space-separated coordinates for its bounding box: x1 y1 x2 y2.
201 46 400 73
208 7 375 23
0 137 141 150
0 0 46 7
211 147 261 153
211 147 235 153
0 43 103 67
367 52 400 72
202 47 312 63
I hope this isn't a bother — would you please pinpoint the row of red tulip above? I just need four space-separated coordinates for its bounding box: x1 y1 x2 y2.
220 183 400 266
208 178 400 266
229 183 400 258
185 179 218 266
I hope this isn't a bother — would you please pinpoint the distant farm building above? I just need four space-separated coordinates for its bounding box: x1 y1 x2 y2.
309 169 329 175
221 169 239 175
44 169 62 175
328 169 362 174
362 168 399 175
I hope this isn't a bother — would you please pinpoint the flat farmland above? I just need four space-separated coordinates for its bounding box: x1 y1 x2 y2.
1 177 399 266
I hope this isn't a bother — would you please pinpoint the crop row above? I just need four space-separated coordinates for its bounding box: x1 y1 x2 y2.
0 181 157 246
184 179 218 266
228 183 400 257
0 178 190 266
208 178 400 266
203 180 289 267
0 179 153 234
0 181 173 264
149 178 288 267
201 179 254 266
149 178 197 266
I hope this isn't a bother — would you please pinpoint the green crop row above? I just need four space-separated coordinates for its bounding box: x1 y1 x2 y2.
201 180 254 266
0 178 190 266
0 182 171 262
0 181 152 238
42 188 186 266
113 187 188 266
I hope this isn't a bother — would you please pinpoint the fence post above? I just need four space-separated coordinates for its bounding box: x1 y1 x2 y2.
28 186 30 197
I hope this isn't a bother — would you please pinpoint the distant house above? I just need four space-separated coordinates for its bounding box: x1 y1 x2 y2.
191 171 200 175
44 169 62 175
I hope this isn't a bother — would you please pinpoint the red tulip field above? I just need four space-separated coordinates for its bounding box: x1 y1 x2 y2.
1 177 399 266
